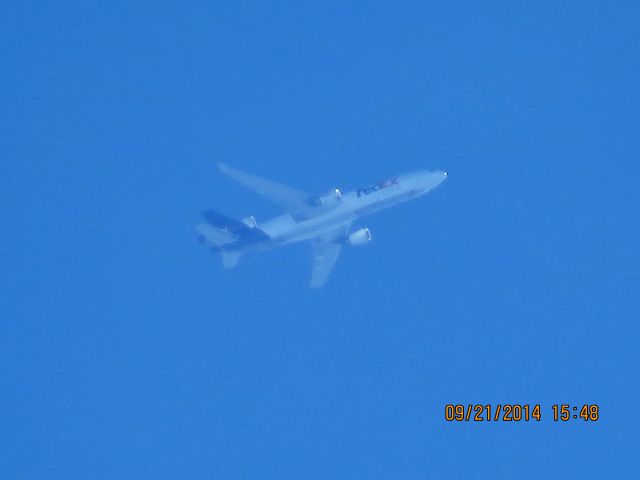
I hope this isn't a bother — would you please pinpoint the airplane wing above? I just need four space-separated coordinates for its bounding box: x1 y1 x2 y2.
309 221 353 288
310 241 342 289
218 163 315 218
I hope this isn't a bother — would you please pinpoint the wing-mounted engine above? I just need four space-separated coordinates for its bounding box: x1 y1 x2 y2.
348 227 372 246
309 188 342 207
241 215 257 228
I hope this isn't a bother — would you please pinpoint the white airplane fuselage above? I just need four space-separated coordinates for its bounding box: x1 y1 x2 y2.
236 169 448 253
198 166 448 286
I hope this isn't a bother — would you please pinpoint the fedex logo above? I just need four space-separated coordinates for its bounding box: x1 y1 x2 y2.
357 177 399 197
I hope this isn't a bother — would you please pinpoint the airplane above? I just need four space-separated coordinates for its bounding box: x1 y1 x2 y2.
197 163 448 288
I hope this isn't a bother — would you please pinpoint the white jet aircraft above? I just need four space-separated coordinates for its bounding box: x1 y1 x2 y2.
198 163 448 287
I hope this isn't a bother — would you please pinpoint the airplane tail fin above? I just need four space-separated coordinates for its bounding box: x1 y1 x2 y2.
201 210 269 243
197 209 270 269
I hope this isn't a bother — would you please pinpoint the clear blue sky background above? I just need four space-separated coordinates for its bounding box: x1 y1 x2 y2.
2 2 639 478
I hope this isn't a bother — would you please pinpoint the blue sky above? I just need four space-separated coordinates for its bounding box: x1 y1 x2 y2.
1 2 639 478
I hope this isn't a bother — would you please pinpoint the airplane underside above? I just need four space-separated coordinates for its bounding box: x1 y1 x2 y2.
198 163 447 287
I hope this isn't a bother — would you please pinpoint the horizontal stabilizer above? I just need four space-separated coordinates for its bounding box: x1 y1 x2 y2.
196 222 236 248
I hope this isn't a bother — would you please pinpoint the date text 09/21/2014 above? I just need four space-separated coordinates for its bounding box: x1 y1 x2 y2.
444 404 600 422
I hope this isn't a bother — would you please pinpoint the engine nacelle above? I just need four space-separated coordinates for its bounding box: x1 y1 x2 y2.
241 216 257 228
310 188 342 206
348 227 372 246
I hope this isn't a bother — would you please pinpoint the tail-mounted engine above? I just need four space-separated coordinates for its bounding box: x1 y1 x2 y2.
348 227 372 246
